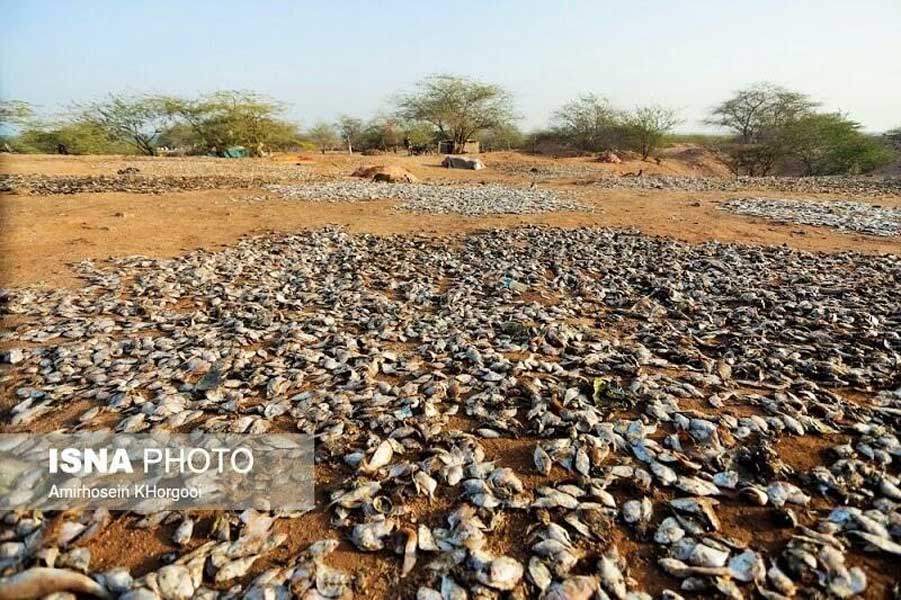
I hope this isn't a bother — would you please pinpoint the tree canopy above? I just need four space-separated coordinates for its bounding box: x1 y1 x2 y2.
624 105 681 159
884 127 901 151
161 91 299 156
13 120 133 155
779 112 892 175
706 82 818 144
307 121 339 153
550 94 623 152
396 75 517 152
362 115 404 152
477 123 525 152
2 81 893 175
335 115 364 154
0 99 35 127
76 94 171 155
707 83 891 175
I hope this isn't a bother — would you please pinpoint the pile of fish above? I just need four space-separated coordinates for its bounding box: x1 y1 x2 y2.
721 197 901 237
0 173 315 196
264 181 587 215
492 162 602 180
592 175 901 197
1 226 899 600
86 157 319 180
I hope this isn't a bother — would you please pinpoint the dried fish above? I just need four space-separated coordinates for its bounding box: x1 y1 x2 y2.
1 222 898 600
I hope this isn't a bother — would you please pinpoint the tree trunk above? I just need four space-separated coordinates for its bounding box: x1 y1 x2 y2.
135 136 156 156
454 132 466 154
347 140 353 155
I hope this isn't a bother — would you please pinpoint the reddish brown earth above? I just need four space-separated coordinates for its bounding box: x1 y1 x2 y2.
1 151 899 599
2 152 898 288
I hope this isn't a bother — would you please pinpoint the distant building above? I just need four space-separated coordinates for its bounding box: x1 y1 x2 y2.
438 139 480 154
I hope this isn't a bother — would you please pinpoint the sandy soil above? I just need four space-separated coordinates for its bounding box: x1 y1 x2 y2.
1 152 899 599
2 152 898 288
0 145 729 179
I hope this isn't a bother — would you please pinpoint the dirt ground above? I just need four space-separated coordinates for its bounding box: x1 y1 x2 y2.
0 145 729 179
1 151 900 599
1 151 898 288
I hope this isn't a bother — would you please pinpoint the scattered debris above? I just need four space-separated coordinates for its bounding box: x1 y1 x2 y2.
721 197 901 237
0 225 898 598
264 181 588 215
592 175 901 196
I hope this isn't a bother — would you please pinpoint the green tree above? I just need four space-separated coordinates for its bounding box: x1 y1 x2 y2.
706 83 852 175
780 113 892 175
551 94 624 152
307 121 339 153
76 94 171 155
362 115 403 152
624 105 680 159
162 91 299 156
401 121 437 149
0 99 34 127
715 143 782 176
706 82 817 144
477 123 524 151
156 122 203 153
396 74 517 153
13 121 134 154
336 115 364 154
884 127 901 151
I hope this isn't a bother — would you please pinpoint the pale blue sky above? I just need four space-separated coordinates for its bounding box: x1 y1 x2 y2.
2 0 899 132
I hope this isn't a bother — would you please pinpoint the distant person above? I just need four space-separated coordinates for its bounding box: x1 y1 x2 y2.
57 143 69 155
403 137 411 155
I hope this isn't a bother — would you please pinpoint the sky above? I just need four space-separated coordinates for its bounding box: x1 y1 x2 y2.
2 0 900 133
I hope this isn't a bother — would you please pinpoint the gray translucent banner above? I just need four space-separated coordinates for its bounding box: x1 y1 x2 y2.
0 433 313 511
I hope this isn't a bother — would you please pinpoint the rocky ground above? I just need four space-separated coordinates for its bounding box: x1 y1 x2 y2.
1 152 900 600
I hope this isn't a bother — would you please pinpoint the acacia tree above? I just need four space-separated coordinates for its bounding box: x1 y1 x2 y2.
77 94 171 155
706 82 817 144
624 105 680 159
307 121 339 153
708 83 889 175
1 100 35 151
15 121 132 155
401 121 436 149
336 115 364 154
551 94 624 152
363 114 403 152
0 99 34 127
396 75 516 153
478 123 525 151
779 112 892 175
162 91 298 156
